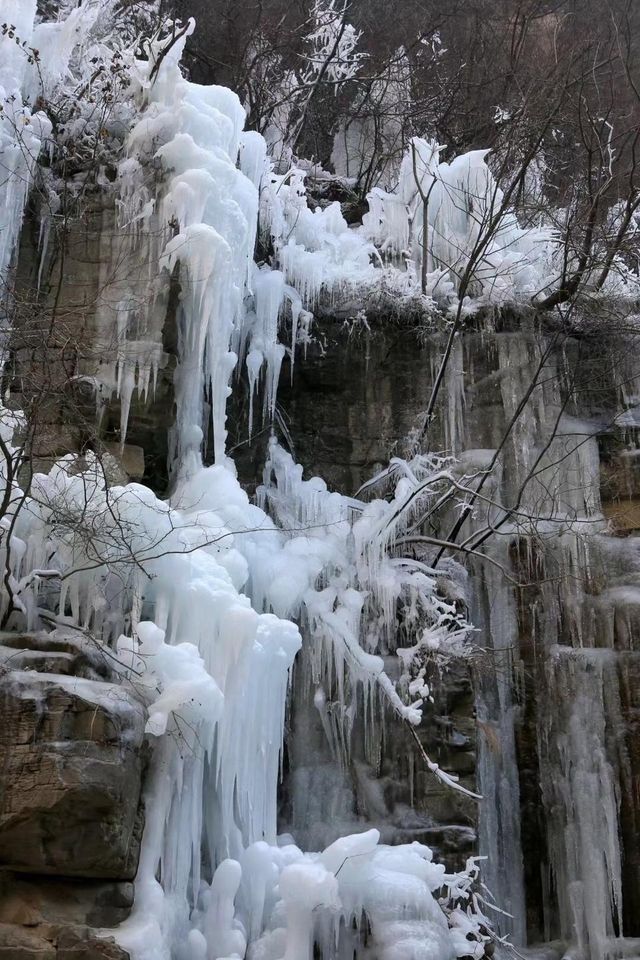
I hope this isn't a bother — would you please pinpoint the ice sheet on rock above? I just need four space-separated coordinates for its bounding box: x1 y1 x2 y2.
184 829 474 960
1 1 138 295
538 647 624 960
26 4 100 103
0 1 53 284
5 668 145 725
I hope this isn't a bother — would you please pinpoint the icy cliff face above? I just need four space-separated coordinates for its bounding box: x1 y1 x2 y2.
4 5 640 960
269 315 640 960
0 8 489 960
425 326 640 960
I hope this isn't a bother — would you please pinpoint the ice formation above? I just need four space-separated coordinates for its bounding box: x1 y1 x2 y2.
258 441 473 729
5 4 638 960
0 7 491 960
432 329 637 960
362 138 553 303
259 164 377 309
0 1 53 285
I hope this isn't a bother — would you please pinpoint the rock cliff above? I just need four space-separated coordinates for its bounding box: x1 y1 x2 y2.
0 631 146 958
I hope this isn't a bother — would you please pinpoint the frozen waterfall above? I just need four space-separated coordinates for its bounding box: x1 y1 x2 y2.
2 5 638 960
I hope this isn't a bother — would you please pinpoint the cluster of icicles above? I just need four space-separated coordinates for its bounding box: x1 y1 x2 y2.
3 433 485 960
92 18 581 448
0 7 495 960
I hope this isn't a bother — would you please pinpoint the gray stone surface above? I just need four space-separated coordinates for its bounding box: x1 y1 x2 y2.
0 667 145 878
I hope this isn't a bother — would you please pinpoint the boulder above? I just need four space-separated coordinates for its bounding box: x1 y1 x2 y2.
0 670 145 879
0 875 135 928
0 924 130 960
56 930 130 960
0 925 56 959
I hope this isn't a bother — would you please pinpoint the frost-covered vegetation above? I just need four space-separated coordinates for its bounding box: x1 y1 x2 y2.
1 1 640 959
